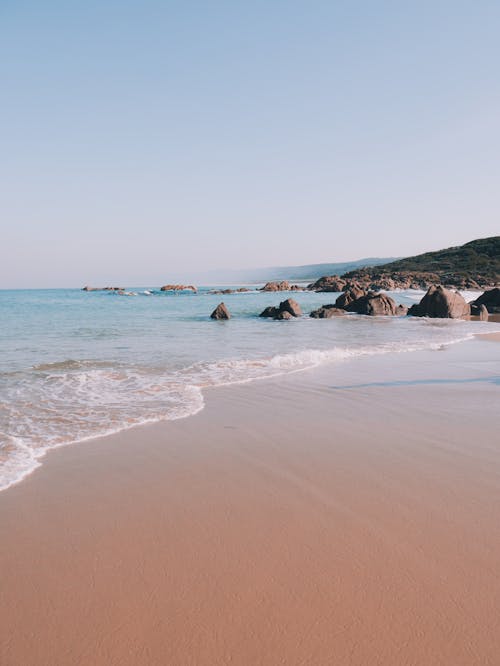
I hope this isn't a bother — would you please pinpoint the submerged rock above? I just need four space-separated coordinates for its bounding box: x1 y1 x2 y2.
408 285 470 319
210 302 230 320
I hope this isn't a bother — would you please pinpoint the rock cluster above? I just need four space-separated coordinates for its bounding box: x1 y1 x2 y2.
160 284 197 292
307 275 346 292
408 286 470 319
259 298 302 320
260 281 302 292
210 302 231 320
82 286 124 291
208 288 251 295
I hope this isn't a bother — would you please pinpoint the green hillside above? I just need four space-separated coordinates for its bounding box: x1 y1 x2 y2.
343 237 500 286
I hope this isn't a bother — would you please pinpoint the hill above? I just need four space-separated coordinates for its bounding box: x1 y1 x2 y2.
195 257 399 284
342 237 500 289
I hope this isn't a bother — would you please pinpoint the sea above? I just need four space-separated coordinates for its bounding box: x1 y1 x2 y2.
1 286 498 491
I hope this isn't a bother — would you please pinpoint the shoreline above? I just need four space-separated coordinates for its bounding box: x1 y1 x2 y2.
2 336 500 664
3 325 500 494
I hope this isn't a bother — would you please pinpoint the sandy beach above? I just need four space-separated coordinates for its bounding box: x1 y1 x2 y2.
1 337 500 665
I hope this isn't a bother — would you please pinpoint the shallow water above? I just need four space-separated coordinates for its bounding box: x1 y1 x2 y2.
0 286 497 489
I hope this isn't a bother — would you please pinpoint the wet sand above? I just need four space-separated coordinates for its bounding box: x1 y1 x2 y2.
1 338 500 665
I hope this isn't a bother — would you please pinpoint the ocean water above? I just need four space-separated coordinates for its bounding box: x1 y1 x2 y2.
1 286 497 491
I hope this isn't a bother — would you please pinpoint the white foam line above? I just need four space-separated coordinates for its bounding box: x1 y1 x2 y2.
0 328 494 493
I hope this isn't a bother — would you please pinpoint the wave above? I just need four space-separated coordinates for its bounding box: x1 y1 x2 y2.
1 324 486 493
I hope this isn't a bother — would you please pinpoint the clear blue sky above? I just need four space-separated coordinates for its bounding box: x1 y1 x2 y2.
2 1 499 287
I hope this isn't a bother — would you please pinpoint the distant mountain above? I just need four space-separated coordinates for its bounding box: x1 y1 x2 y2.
197 257 399 284
343 237 500 288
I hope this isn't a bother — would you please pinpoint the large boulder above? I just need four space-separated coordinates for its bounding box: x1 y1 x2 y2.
408 286 470 319
471 288 500 313
310 305 346 318
345 292 398 316
210 302 230 320
335 287 367 309
279 298 302 317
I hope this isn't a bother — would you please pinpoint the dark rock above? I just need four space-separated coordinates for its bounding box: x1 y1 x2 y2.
346 292 398 316
471 288 500 314
310 305 346 318
407 285 470 319
335 287 367 309
259 306 280 318
278 298 302 317
210 303 230 320
471 303 489 320
274 310 293 320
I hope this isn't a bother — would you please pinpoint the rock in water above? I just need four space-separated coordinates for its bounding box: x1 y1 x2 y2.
274 310 293 320
346 292 398 316
259 298 302 320
335 287 366 309
278 298 302 317
408 285 470 319
259 306 280 318
310 305 346 318
470 288 500 314
210 303 230 320
260 281 290 292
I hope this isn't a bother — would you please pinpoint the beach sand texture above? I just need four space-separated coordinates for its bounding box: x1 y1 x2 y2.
1 340 500 665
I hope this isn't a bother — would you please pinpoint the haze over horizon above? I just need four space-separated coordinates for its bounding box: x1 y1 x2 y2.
2 2 499 288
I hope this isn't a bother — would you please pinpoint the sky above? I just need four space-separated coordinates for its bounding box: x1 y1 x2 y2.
1 1 499 287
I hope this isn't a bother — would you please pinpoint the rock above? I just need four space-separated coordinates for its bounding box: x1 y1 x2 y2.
160 284 197 292
260 281 290 292
278 298 302 317
210 303 230 320
259 298 301 320
82 286 124 291
471 288 500 314
396 304 408 316
471 303 489 320
274 310 293 320
335 287 367 309
407 285 470 319
310 305 346 318
259 306 280 318
307 275 346 292
345 292 398 316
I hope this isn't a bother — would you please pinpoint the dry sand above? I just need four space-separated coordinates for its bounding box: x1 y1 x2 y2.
1 339 500 665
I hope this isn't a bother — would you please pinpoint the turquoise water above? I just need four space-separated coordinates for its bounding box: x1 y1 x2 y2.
1 286 497 490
